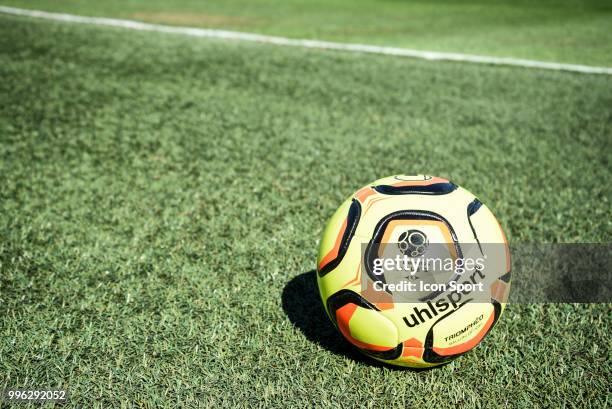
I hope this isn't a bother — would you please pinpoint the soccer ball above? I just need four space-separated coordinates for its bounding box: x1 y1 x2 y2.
316 175 510 368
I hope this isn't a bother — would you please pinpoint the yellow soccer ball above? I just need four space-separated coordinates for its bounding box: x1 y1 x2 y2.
316 175 511 368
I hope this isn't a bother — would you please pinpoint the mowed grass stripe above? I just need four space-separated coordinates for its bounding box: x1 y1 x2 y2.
2 0 612 66
1 5 612 75
0 14 610 408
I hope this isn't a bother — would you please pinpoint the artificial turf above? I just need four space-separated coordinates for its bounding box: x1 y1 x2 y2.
2 0 612 66
0 12 611 408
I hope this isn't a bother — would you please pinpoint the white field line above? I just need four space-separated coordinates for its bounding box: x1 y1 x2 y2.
2 5 611 75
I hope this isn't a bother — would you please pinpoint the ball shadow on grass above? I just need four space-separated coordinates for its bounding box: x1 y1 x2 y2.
281 270 431 371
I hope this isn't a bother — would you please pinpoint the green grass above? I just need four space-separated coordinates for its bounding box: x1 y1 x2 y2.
0 12 611 408
3 0 612 66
